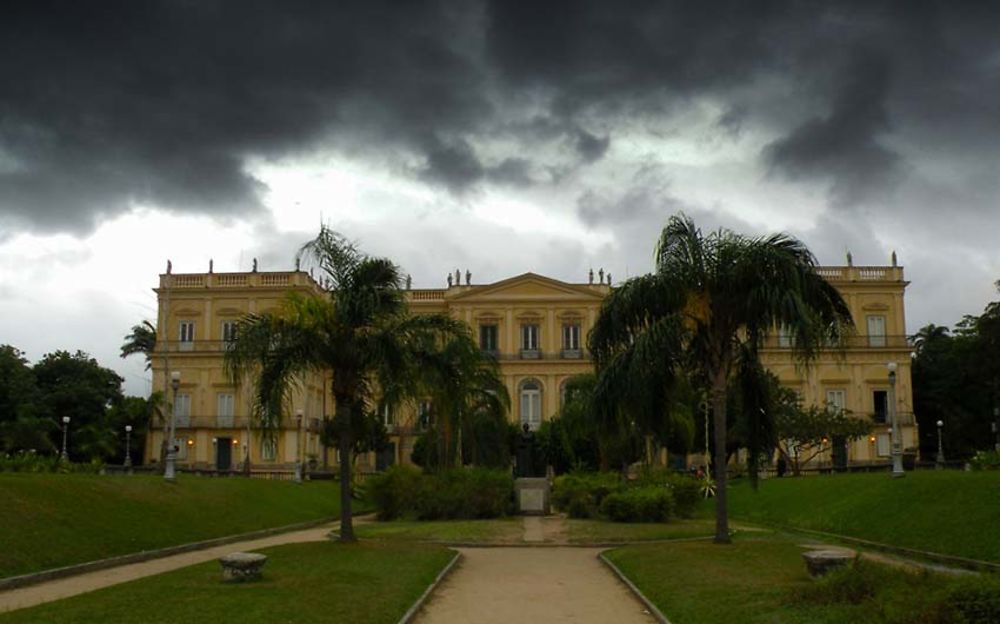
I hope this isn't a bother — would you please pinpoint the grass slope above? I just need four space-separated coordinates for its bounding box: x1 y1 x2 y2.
726 471 1000 562
0 473 366 578
0 541 454 624
606 534 985 624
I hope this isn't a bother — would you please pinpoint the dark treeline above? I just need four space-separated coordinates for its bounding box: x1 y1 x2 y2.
912 283 1000 460
0 346 157 464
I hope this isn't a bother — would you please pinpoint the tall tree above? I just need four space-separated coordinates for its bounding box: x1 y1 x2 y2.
416 332 510 469
225 226 466 542
590 214 853 543
33 350 125 461
120 320 157 370
0 345 54 453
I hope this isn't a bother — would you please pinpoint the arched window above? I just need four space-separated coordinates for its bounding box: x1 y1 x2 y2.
519 379 542 430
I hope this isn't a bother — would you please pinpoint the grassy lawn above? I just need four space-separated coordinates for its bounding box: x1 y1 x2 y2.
605 533 992 624
0 541 454 624
725 471 1000 562
0 473 370 579
356 518 523 543
567 518 715 543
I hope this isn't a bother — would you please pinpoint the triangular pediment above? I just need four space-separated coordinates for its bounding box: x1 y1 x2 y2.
449 272 606 302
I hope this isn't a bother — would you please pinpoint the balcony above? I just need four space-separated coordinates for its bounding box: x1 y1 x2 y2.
760 335 911 350
814 266 905 282
160 340 236 353
561 349 583 359
159 271 321 291
520 349 541 360
170 415 312 430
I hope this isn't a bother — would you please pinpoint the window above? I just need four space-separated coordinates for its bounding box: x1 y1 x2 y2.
179 321 195 350
261 437 277 462
217 393 234 427
173 437 189 460
876 433 890 457
826 390 846 413
382 404 394 428
173 393 191 427
417 401 432 430
873 390 888 424
867 315 886 347
221 320 238 343
777 326 792 348
562 323 581 352
520 380 542 429
479 324 498 352
521 324 539 353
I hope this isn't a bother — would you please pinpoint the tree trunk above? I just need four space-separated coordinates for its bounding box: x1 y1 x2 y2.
335 399 355 543
712 368 731 544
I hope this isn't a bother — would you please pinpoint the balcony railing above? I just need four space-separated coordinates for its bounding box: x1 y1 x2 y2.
760 335 911 350
169 415 313 429
160 271 321 290
488 351 592 361
160 340 235 353
814 266 905 282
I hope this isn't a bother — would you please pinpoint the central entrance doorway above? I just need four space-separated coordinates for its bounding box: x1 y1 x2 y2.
215 437 232 471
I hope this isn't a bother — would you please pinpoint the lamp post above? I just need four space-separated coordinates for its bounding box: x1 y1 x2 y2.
293 409 303 484
936 420 945 469
165 371 180 482
888 362 904 478
124 425 133 473
60 416 70 462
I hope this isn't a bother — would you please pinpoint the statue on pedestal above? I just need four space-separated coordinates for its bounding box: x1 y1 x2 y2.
516 423 540 478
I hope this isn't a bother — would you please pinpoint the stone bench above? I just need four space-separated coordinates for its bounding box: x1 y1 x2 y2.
802 549 857 578
220 552 268 582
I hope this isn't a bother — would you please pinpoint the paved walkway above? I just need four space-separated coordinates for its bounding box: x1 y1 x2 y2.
0 523 341 613
413 548 657 624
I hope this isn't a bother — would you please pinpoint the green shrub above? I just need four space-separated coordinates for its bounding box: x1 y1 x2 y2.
414 468 514 520
0 451 104 474
367 465 423 520
794 560 881 605
635 469 700 518
969 450 1000 471
552 472 623 518
938 576 1000 624
370 466 513 520
600 487 674 522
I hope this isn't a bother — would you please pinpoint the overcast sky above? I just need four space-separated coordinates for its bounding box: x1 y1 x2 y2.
2 1 999 396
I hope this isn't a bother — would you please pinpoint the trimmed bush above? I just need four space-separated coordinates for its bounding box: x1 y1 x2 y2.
600 487 675 523
369 466 514 520
634 469 701 518
552 472 623 518
939 576 1000 624
969 450 1000 471
367 465 423 520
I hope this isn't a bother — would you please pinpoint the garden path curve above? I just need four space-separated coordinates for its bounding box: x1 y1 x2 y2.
414 547 657 623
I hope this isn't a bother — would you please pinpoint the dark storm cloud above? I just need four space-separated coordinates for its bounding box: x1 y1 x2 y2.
4 0 1000 235
763 51 903 206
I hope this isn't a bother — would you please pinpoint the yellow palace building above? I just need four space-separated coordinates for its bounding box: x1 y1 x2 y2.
143 260 915 472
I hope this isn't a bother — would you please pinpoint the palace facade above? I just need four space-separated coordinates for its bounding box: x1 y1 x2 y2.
144 262 915 472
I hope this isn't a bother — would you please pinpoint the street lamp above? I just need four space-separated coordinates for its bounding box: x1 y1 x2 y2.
936 420 945 469
888 362 904 478
293 409 303 484
165 371 180 482
124 425 133 473
60 416 71 461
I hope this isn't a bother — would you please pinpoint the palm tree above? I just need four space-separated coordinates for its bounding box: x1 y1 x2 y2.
417 334 510 469
225 226 466 541
121 321 157 370
590 214 853 544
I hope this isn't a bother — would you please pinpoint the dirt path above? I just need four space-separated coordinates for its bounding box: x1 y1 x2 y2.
413 547 657 624
0 522 347 613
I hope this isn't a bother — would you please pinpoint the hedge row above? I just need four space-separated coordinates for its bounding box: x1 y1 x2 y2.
552 469 700 522
367 465 514 520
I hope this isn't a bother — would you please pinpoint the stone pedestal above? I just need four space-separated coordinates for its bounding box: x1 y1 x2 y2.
515 477 550 515
802 549 857 577
220 552 268 582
